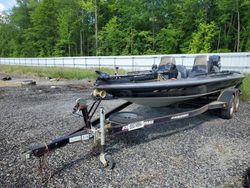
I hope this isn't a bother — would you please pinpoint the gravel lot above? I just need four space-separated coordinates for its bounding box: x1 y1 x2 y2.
0 81 250 187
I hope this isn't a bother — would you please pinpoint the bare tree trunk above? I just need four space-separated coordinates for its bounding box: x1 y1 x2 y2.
68 43 71 56
152 17 155 51
234 36 237 52
87 34 89 56
95 0 98 56
236 0 240 52
80 31 83 56
217 29 221 51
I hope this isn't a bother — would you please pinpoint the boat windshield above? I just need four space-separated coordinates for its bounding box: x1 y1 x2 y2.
159 56 176 66
189 55 222 77
158 56 176 71
191 55 209 74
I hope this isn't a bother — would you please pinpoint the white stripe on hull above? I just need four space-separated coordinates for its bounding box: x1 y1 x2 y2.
122 90 221 107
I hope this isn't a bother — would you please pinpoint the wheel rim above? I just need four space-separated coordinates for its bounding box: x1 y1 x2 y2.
235 93 240 111
230 95 235 116
230 105 234 115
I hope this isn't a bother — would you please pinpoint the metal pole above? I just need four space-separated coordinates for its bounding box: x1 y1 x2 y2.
132 57 135 71
100 107 105 153
98 57 101 70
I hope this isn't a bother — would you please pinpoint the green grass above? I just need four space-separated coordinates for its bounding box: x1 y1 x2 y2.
241 74 250 101
0 65 126 80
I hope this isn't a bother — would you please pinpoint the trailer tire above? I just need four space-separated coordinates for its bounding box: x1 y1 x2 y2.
243 167 250 188
220 94 235 119
109 112 144 124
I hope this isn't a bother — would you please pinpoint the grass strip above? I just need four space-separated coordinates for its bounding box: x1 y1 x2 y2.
241 74 250 101
0 65 125 80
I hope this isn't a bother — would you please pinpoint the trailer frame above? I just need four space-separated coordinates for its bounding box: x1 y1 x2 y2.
26 88 240 169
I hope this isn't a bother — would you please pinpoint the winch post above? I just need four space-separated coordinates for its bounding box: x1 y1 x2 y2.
99 107 109 167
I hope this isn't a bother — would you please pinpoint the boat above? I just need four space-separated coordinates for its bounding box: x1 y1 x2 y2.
94 55 245 107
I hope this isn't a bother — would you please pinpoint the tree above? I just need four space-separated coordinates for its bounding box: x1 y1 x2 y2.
0 0 250 57
25 0 58 56
156 25 181 54
98 17 125 55
189 22 218 53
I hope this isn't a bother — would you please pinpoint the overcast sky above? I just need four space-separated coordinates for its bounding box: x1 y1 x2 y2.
0 0 16 12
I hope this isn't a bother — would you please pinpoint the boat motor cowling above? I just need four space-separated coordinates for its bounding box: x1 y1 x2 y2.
96 70 110 80
208 55 221 73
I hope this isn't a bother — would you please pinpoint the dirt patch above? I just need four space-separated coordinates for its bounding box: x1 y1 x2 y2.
0 72 94 88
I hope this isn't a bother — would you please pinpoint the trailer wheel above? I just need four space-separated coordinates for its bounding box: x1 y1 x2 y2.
109 112 144 124
220 94 235 119
243 167 250 188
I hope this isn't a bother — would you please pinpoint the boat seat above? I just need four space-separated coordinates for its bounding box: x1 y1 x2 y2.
189 65 207 77
158 63 178 79
176 65 188 78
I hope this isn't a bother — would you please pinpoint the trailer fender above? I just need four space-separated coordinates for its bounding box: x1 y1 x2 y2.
218 88 240 119
217 88 239 106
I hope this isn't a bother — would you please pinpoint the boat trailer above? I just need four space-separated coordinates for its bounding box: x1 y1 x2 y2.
25 88 240 169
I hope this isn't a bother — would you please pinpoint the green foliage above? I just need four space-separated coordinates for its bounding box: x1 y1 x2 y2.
0 0 250 57
241 74 250 101
156 25 181 54
189 22 219 53
98 17 125 55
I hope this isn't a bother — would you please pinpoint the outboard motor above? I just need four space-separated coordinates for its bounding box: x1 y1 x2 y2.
151 64 158 72
208 55 221 73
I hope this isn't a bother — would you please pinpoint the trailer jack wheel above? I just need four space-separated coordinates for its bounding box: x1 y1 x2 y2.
99 153 115 169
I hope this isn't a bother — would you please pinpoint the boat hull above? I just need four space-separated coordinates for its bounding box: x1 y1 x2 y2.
95 72 244 107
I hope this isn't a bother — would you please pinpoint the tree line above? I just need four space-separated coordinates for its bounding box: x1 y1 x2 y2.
0 0 249 57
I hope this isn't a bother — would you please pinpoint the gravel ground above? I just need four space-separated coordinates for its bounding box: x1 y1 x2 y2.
0 83 250 188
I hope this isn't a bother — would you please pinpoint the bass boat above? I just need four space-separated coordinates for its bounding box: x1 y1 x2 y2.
94 55 244 107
